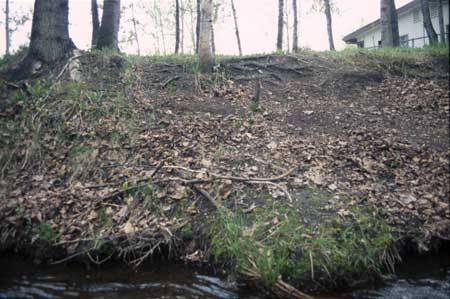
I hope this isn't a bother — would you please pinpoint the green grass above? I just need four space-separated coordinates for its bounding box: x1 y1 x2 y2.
33 222 59 243
327 43 449 60
209 199 397 288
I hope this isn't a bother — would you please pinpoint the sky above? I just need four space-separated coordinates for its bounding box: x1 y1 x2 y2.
0 0 412 56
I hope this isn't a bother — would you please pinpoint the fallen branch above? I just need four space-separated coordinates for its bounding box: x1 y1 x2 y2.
163 165 298 182
161 75 181 88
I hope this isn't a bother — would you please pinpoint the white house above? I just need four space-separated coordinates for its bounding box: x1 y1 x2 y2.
343 0 449 48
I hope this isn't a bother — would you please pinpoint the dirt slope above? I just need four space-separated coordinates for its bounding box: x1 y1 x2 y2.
0 51 448 293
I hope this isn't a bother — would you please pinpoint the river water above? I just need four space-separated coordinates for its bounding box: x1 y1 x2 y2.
0 253 448 299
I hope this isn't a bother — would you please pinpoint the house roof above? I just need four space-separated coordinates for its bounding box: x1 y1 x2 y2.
343 0 420 43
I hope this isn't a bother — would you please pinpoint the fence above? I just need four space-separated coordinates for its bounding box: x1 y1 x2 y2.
365 33 448 50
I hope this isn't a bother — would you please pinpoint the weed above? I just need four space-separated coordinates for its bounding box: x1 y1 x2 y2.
249 100 260 113
33 222 59 243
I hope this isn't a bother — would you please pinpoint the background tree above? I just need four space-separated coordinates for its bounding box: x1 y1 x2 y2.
175 0 180 53
196 0 200 53
130 2 141 55
199 0 214 73
380 0 399 47
3 1 31 55
5 0 9 55
24 0 75 66
323 0 335 50
96 0 121 50
420 0 438 44
437 0 445 43
292 0 299 52
285 0 290 51
91 0 100 47
276 0 284 51
230 0 242 56
311 0 336 51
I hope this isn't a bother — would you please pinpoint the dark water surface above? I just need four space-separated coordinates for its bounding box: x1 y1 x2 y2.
0 253 448 299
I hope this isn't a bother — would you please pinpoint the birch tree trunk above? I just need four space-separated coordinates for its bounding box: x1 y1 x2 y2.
199 0 214 73
175 0 181 53
131 2 141 55
285 0 290 52
277 0 284 51
324 0 335 51
91 0 100 47
189 3 196 52
96 0 121 50
292 0 299 52
421 0 438 44
5 0 10 55
230 0 242 56
437 0 445 43
196 0 201 53
180 0 185 53
380 0 400 47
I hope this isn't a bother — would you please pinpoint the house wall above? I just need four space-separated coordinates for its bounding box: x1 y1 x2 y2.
355 1 449 48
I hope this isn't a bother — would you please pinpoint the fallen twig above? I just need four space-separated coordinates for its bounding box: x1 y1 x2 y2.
161 75 181 88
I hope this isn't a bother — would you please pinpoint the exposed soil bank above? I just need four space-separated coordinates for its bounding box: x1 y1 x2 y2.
0 49 448 296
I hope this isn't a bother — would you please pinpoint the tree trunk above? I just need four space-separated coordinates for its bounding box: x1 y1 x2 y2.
198 0 214 73
324 0 335 51
277 0 284 51
157 2 167 54
211 22 216 55
5 0 10 55
380 0 400 47
91 0 100 47
180 0 185 53
285 0 290 52
230 0 242 56
195 0 201 53
292 0 299 52
131 2 141 55
96 0 121 50
421 0 438 44
175 0 180 53
189 2 196 52
437 0 445 43
27 0 76 64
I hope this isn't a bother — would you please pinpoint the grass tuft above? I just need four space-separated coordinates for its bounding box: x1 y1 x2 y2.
209 199 397 288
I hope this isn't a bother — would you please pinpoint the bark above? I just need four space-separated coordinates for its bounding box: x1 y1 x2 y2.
277 0 284 51
230 0 242 56
175 0 180 53
131 2 140 55
27 0 75 64
211 22 216 55
91 0 100 47
198 0 214 73
324 0 335 51
180 0 185 52
189 3 196 52
421 0 438 44
96 0 121 50
285 0 290 52
437 0 446 43
5 0 10 55
292 0 299 52
380 0 400 47
195 0 201 53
